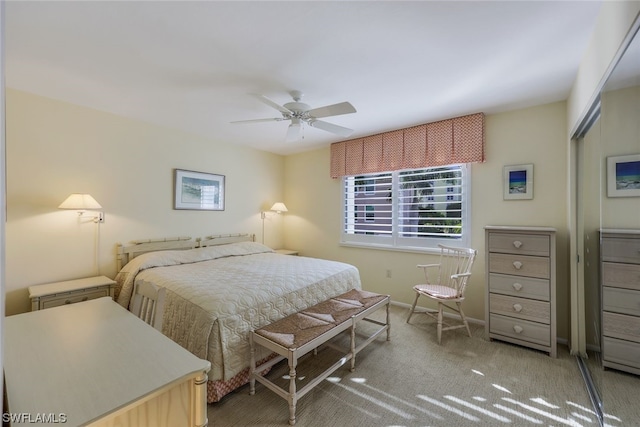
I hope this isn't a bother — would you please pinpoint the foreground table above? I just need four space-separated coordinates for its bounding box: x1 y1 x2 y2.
4 297 210 427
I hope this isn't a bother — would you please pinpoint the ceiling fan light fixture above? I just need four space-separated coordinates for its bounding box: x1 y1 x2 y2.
286 119 302 142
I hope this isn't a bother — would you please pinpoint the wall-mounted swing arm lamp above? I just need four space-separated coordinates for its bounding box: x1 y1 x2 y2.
261 202 288 244
58 193 104 223
58 193 104 275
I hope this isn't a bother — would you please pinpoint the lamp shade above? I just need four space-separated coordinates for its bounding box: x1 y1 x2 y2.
58 193 102 210
270 202 288 213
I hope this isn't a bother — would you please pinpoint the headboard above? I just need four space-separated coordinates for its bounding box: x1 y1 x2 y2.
116 233 256 271
116 236 196 271
198 233 255 247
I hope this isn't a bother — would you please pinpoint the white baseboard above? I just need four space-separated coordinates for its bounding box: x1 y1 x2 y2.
391 299 570 345
390 299 485 326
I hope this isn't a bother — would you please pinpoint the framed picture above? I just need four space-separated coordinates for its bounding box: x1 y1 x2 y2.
503 164 533 200
607 154 640 197
174 169 225 210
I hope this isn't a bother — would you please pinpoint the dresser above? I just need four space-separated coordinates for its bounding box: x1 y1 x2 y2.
600 229 640 375
485 226 557 358
4 297 211 427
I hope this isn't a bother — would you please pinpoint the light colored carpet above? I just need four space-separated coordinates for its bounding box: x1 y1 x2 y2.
585 350 640 425
209 305 637 426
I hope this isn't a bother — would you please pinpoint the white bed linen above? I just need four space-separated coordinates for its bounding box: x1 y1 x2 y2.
115 242 361 381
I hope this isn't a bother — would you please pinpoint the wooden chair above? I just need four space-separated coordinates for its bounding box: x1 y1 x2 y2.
406 244 477 344
131 281 166 331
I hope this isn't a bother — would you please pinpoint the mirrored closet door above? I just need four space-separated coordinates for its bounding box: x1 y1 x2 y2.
577 18 640 425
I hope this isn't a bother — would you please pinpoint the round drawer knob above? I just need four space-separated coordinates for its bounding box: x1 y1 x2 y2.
513 304 523 312
513 261 523 270
512 282 523 291
513 240 523 249
513 325 524 334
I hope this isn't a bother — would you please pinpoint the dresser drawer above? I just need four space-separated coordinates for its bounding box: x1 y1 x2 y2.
603 336 640 369
602 262 640 291
41 288 111 310
603 311 640 344
490 294 550 324
489 314 550 346
488 233 550 256
488 273 550 301
603 286 640 316
602 237 640 264
488 253 550 279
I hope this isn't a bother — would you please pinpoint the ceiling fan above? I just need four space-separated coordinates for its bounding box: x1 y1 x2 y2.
231 91 356 142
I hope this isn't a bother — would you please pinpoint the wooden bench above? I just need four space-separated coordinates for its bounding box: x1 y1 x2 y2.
249 289 391 425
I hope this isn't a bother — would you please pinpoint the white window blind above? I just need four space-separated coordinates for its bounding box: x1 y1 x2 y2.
342 165 469 250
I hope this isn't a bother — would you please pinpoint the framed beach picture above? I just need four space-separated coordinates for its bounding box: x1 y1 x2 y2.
607 154 640 197
174 169 225 210
503 164 533 200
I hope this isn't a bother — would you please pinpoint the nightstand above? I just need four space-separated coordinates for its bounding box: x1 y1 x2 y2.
275 249 299 256
29 275 116 311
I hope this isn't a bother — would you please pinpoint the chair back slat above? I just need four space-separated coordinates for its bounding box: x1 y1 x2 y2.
131 281 166 331
437 244 477 297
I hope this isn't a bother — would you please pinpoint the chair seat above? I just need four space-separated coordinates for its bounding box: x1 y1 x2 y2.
413 284 461 300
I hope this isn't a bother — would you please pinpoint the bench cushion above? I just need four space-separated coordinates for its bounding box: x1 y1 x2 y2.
254 289 387 350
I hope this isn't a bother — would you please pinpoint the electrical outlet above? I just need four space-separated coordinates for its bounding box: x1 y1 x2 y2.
386 269 392 278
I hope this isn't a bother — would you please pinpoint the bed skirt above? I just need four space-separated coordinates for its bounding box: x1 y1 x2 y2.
207 354 276 403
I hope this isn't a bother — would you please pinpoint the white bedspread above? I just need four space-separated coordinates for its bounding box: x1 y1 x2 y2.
115 242 361 381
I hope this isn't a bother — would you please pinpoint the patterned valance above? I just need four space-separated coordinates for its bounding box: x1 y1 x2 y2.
330 112 484 178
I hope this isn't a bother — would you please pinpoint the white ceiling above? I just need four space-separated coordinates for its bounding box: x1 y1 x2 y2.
5 1 603 155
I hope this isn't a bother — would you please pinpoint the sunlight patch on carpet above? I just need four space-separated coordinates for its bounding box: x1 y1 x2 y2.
493 403 543 424
502 397 585 427
445 395 511 422
492 383 512 394
417 395 480 422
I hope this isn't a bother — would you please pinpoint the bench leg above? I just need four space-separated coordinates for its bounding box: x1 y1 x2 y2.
249 333 256 395
437 303 444 344
350 318 356 372
386 301 391 341
288 353 297 425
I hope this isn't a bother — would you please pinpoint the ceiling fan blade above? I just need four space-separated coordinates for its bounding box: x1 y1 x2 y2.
250 93 292 115
308 102 356 119
286 120 302 142
309 120 354 137
230 117 284 124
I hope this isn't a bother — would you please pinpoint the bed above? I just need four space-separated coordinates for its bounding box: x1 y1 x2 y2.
114 234 362 403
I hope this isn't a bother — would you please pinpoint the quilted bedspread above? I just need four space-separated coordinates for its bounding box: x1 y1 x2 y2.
115 242 361 381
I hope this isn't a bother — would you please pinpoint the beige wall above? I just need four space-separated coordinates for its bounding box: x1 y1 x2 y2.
284 101 572 339
5 89 286 315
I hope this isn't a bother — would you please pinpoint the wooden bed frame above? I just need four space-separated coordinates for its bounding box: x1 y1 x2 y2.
116 233 255 271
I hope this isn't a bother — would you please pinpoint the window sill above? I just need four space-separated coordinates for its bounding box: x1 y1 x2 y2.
339 241 444 255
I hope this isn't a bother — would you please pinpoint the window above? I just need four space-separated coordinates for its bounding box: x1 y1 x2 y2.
342 165 469 251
